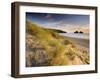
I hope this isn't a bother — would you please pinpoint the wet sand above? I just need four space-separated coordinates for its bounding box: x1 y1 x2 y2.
65 37 89 48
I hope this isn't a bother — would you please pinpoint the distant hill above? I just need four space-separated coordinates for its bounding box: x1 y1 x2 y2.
26 20 89 67
44 28 67 33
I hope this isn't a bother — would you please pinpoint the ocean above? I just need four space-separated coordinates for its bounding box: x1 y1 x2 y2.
59 33 89 40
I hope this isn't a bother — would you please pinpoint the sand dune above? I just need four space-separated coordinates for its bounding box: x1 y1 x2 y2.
26 21 90 67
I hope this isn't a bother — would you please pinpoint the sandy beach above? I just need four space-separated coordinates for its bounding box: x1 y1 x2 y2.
65 37 89 48
64 37 90 64
65 37 89 58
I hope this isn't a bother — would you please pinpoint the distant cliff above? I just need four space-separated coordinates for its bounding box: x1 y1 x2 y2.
45 28 67 33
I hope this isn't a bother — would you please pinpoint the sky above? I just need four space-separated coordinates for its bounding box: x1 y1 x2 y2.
26 12 90 33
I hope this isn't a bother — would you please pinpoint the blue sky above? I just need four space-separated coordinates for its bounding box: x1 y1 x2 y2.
26 12 90 33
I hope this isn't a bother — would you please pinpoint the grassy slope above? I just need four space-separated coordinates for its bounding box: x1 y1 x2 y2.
26 20 89 67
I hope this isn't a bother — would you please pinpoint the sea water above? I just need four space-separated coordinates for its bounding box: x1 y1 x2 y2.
59 33 89 40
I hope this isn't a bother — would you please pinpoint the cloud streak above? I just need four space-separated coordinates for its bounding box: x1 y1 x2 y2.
26 12 90 33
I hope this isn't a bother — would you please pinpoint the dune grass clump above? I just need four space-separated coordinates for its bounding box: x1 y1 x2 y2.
64 39 72 45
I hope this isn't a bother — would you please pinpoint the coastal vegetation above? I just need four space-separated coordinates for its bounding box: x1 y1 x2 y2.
26 20 89 67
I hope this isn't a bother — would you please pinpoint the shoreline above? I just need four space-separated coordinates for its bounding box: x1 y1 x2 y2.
65 36 89 48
